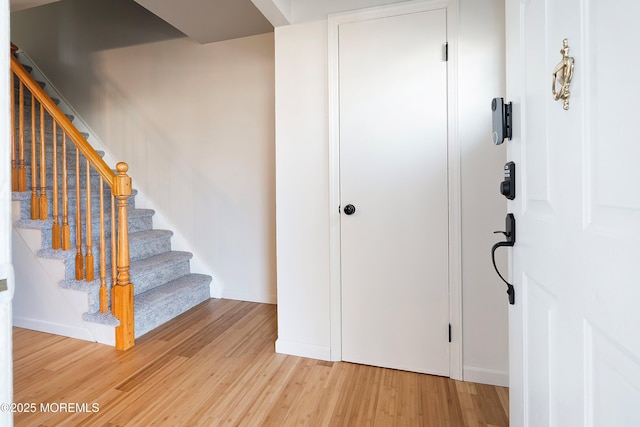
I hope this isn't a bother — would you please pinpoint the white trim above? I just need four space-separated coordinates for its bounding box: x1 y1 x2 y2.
275 339 331 361
1 1 14 422
222 288 276 305
327 0 462 379
464 365 509 387
444 0 463 382
12 317 96 342
12 317 116 346
327 9 342 362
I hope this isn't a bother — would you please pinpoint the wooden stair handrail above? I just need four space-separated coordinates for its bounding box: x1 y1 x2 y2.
10 56 115 188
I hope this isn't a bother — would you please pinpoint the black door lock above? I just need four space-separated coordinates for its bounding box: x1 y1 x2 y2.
500 161 516 200
491 213 516 304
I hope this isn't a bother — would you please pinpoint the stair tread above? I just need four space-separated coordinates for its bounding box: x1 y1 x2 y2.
83 312 119 327
129 251 193 273
129 229 173 241
11 191 31 201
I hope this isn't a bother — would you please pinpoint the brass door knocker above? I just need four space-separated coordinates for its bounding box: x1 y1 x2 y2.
552 39 574 110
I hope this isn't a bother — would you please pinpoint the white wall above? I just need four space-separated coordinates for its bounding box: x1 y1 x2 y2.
275 0 509 386
11 0 277 303
274 20 331 359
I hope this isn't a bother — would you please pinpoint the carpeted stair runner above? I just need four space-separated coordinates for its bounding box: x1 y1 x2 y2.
11 61 212 341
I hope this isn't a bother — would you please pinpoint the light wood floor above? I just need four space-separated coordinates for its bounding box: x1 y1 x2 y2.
13 299 508 426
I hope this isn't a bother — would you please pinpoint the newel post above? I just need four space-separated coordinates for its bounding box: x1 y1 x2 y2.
113 162 134 350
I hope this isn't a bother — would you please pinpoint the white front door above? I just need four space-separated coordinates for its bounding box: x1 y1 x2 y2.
507 0 640 425
339 8 449 375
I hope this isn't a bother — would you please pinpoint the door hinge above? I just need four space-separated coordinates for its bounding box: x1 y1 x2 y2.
444 43 449 62
448 323 452 342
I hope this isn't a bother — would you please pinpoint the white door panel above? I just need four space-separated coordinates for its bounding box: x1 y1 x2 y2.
339 9 449 375
507 0 640 425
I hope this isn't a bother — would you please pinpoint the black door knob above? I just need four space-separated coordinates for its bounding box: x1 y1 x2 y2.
343 204 356 215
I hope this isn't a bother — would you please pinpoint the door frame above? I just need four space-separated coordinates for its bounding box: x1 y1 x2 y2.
327 0 462 380
1 0 15 422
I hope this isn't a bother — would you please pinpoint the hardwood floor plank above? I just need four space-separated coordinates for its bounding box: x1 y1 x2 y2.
13 299 508 426
475 384 509 427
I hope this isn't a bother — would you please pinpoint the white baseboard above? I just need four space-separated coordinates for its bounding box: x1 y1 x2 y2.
463 365 509 387
14 316 96 342
275 339 331 361
224 288 276 304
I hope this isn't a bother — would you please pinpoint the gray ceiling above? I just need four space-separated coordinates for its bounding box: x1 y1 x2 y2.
133 0 274 44
10 0 274 44
10 0 414 42
10 0 60 12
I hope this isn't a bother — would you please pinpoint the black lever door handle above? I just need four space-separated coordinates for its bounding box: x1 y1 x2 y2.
492 214 516 304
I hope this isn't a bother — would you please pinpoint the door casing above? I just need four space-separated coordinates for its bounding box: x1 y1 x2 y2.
0 0 15 423
327 0 462 380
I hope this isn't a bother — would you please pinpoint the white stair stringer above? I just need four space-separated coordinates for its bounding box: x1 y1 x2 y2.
12 200 117 345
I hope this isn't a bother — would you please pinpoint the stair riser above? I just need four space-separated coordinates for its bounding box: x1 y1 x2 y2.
16 193 136 221
13 129 68 142
79 253 194 313
132 260 191 296
12 74 43 84
11 94 60 106
13 142 85 157
12 83 46 99
135 281 210 338
24 171 109 192
129 237 172 263
56 232 173 282
11 109 73 127
17 131 91 142
24 158 109 171
38 213 154 249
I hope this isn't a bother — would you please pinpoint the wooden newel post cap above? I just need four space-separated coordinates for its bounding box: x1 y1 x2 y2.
115 162 132 197
116 162 129 174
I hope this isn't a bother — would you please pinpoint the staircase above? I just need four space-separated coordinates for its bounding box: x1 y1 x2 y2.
10 50 212 348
